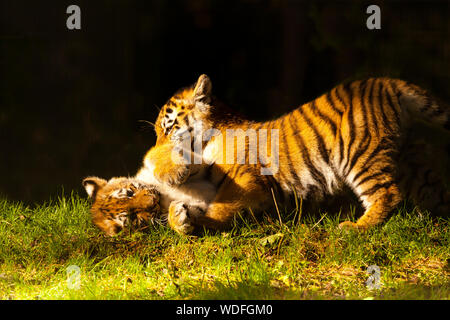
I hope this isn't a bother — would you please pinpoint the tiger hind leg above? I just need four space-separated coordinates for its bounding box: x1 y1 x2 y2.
340 171 403 230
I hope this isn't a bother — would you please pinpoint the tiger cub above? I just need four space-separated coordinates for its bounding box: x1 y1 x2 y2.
82 175 216 236
82 177 160 236
136 74 449 233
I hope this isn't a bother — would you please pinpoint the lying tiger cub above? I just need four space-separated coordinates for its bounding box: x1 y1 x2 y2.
82 176 215 236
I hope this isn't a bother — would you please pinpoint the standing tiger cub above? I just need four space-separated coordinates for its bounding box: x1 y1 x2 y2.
137 74 449 233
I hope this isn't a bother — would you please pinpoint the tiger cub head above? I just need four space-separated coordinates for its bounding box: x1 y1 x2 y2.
155 74 213 143
82 176 161 236
154 74 243 143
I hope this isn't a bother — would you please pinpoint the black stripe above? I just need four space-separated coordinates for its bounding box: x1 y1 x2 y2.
325 92 343 117
333 84 349 166
360 180 395 197
227 165 242 184
303 103 330 164
342 82 353 102
346 132 371 176
189 126 195 160
385 84 400 125
213 169 228 190
313 99 338 136
377 80 393 133
252 122 264 133
289 112 328 191
167 100 176 107
367 79 379 133
266 174 285 204
391 80 412 120
254 121 265 164
359 79 369 96
334 86 347 107
281 116 302 187
339 132 345 164
335 87 347 165
343 82 357 172
235 164 256 178
351 137 395 182
354 166 394 188
362 145 397 175
204 164 214 181
179 115 189 127
345 80 372 175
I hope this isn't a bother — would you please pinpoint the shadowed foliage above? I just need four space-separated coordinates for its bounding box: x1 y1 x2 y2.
1 0 449 203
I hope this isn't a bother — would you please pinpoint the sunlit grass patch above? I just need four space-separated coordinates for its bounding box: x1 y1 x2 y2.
0 195 448 300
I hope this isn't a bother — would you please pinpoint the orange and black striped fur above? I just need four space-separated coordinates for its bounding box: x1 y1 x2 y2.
82 177 161 236
136 74 449 233
83 169 217 236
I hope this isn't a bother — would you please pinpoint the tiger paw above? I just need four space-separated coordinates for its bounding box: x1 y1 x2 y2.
338 221 365 231
168 201 194 235
154 164 190 186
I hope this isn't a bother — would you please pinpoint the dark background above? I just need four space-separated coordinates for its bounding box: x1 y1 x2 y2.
1 0 449 204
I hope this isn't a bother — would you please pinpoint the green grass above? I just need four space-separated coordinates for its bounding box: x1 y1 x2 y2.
0 194 449 300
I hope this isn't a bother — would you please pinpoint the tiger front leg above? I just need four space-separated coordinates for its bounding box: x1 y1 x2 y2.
153 160 190 186
145 141 191 186
167 197 247 234
168 201 195 235
191 172 273 231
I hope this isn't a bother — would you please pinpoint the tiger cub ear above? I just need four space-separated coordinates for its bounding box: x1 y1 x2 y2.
193 74 212 103
82 176 107 198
